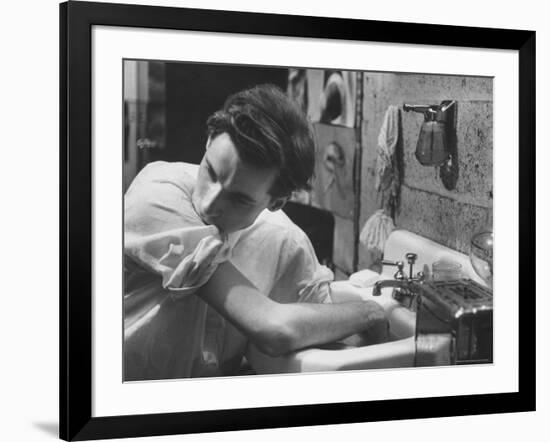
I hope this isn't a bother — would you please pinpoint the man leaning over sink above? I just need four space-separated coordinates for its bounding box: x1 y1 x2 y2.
123 84 389 380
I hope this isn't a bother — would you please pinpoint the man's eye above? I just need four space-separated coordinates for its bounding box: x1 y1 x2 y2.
232 195 252 206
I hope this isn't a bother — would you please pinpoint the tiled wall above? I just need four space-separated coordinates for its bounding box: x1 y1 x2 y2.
358 73 493 269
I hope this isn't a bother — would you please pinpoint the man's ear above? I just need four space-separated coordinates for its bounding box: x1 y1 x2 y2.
268 195 289 212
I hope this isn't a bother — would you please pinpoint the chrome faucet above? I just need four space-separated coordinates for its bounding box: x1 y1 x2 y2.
373 253 425 310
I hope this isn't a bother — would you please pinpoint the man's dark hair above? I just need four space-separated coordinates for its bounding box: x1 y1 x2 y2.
206 84 315 198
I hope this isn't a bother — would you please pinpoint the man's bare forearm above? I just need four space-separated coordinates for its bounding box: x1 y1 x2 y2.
278 299 387 352
200 261 387 356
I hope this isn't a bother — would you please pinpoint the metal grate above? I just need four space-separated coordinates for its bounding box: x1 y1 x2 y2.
424 279 492 314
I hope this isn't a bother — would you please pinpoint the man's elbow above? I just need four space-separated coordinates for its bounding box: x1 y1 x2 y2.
253 317 299 358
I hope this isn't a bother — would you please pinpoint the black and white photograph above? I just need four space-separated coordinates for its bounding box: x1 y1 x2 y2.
49 1 538 440
2 0 545 439
122 60 494 382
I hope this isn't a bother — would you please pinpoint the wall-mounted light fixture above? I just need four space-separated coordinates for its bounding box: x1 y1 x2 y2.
403 100 458 190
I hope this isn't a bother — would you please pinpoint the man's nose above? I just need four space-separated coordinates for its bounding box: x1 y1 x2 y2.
202 183 223 216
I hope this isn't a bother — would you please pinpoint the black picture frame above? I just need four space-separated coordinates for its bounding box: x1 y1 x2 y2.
60 1 536 440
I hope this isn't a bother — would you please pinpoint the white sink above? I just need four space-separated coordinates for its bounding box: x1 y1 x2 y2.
248 229 486 374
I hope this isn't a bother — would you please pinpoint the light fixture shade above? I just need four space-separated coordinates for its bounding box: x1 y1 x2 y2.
415 120 448 166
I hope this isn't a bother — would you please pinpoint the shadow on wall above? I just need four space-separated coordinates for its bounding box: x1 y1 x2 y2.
283 201 335 269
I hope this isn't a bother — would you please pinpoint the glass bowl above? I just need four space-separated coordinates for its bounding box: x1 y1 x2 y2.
470 230 493 286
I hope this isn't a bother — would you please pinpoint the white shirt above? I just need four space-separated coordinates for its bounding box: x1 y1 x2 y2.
124 161 333 380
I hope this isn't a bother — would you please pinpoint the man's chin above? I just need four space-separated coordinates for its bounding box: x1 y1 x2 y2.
199 214 250 234
200 215 226 232
195 209 214 225
216 222 248 235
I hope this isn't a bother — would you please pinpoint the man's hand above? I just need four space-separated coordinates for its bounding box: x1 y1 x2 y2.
363 300 391 344
339 300 390 347
329 281 391 347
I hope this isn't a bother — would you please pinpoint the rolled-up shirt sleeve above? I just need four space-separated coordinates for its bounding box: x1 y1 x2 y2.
124 162 235 298
268 231 334 305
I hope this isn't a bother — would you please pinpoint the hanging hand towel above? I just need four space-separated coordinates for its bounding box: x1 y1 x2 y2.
360 105 400 256
359 209 395 255
375 105 400 192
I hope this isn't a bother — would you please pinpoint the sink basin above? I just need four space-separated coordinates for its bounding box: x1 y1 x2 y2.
247 229 488 374
247 282 417 374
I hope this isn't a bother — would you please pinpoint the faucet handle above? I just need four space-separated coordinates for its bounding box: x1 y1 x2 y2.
405 253 418 279
381 259 399 266
381 259 406 280
394 262 406 280
382 259 405 280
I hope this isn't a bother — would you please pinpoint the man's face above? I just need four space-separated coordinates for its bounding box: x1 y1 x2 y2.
192 133 284 234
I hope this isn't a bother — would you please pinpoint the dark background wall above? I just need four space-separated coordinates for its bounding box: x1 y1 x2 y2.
160 63 287 164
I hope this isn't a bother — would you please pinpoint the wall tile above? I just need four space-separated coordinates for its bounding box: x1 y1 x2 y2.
397 186 492 254
396 74 493 102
